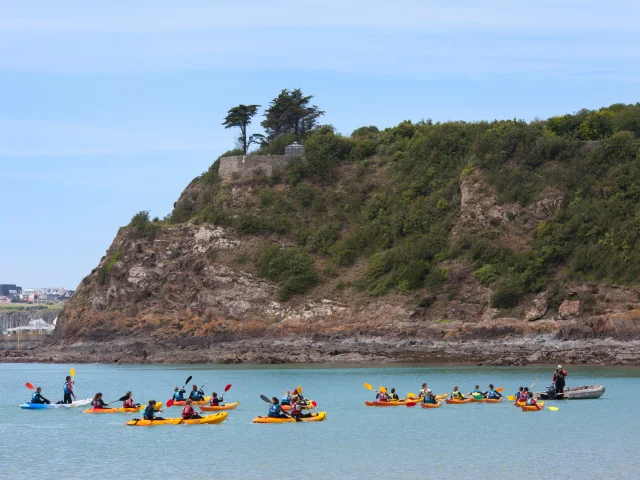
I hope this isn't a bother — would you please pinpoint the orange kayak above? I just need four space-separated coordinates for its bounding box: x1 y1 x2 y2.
365 400 413 407
421 401 442 408
521 405 544 411
445 398 472 404
470 397 486 403
199 401 239 412
486 397 503 403
170 396 210 407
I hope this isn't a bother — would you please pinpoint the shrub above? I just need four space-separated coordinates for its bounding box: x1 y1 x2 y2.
256 245 319 300
129 210 158 240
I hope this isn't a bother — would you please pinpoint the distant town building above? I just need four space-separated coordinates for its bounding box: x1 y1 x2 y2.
284 142 305 157
0 284 22 299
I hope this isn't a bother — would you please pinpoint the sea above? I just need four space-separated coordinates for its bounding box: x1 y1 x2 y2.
1 363 637 479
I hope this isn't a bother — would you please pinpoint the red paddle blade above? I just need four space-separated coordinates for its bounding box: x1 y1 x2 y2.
25 382 35 390
224 384 232 392
166 399 174 408
406 402 417 407
311 401 317 407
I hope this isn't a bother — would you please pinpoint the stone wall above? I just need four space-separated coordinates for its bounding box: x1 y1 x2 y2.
219 155 295 181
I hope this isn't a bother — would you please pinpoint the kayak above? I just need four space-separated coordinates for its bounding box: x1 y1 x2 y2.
521 405 544 411
83 402 163 414
421 401 442 409
170 396 211 406
445 398 472 404
125 412 227 426
20 398 93 409
516 400 544 408
253 412 326 423
486 397 503 403
200 401 240 412
470 397 486 403
365 400 415 406
281 400 316 411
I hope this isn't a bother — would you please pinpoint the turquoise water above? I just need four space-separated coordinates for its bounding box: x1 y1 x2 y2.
1 363 637 479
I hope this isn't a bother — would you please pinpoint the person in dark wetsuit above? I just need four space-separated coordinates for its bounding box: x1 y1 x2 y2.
92 392 110 409
423 389 438 404
173 386 186 401
209 392 224 407
181 399 202 420
63 376 75 404
552 365 568 394
268 397 289 419
484 384 502 400
143 400 164 421
31 387 50 404
290 395 313 419
188 385 205 402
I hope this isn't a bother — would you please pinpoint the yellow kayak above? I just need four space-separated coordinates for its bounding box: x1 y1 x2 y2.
125 412 227 426
170 396 211 406
83 402 163 414
252 412 326 423
200 401 240 412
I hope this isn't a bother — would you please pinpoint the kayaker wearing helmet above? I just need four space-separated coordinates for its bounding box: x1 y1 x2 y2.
63 375 75 404
553 365 568 394
268 397 289 419
144 400 164 421
450 386 466 400
181 399 202 420
209 392 224 407
388 388 400 401
281 391 292 406
290 395 312 419
188 385 205 402
485 384 502 400
92 392 110 409
525 391 541 410
122 391 137 409
423 389 438 404
173 386 186 401
31 387 50 404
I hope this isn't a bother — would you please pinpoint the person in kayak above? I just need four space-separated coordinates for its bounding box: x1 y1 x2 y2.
388 388 400 401
419 383 428 397
525 391 542 410
484 384 502 400
450 386 466 400
515 387 528 404
470 385 483 396
92 392 110 409
63 375 75 404
209 392 224 407
376 389 389 402
189 385 205 402
514 386 524 399
122 391 138 409
173 386 186 401
553 365 568 394
423 389 438 404
181 399 202 420
143 400 164 421
281 391 292 406
268 397 289 419
290 395 312 419
31 387 50 404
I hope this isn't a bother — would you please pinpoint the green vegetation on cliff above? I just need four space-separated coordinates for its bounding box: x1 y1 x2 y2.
169 102 640 308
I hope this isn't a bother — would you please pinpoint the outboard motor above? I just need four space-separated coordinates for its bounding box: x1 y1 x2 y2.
545 385 556 400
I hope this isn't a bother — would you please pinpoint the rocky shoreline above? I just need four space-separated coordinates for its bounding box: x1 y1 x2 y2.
3 335 640 366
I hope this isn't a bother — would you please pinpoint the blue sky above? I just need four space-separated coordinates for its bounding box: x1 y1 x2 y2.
1 0 639 288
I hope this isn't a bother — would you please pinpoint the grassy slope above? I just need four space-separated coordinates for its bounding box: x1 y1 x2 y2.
168 104 640 312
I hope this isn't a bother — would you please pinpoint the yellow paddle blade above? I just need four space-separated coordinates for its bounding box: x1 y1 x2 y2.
507 396 516 401
379 386 387 393
435 393 448 400
548 406 559 411
364 383 373 390
407 392 416 399
297 386 302 395
70 368 75 379
495 388 504 392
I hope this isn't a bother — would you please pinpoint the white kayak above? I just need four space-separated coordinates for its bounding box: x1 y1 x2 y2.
20 398 93 409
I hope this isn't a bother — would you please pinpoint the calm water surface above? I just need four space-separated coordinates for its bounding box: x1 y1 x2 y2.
0 363 637 479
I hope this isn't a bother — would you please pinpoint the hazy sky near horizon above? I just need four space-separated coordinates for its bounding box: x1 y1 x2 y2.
1 0 639 288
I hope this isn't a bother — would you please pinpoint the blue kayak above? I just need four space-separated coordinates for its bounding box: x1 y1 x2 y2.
20 398 92 409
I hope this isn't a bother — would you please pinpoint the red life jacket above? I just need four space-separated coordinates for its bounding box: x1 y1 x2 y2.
518 392 528 402
291 402 303 415
210 398 220 406
182 405 194 419
123 398 135 408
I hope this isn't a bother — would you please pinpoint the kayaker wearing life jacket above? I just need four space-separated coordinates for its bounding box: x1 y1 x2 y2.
515 387 528 404
181 399 202 420
450 386 466 400
281 391 292 406
209 392 224 407
92 392 110 409
423 389 438 404
268 397 289 419
144 400 164 421
525 392 541 410
514 386 524 400
173 387 186 401
485 384 502 400
122 391 137 409
189 385 205 402
470 385 483 396
63 376 75 404
376 390 389 402
290 395 312 418
552 365 568 394
419 383 428 397
31 387 50 404
388 388 400 401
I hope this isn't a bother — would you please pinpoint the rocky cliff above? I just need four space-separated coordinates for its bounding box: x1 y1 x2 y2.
6 108 640 365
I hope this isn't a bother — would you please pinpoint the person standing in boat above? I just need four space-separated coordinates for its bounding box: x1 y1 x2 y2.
552 365 568 394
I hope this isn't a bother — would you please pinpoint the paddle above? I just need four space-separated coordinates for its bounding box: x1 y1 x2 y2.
364 383 373 390
260 394 300 421
182 376 193 389
106 395 131 406
25 382 52 404
548 406 559 411
406 401 417 407
70 368 75 380
530 378 540 390
166 399 174 408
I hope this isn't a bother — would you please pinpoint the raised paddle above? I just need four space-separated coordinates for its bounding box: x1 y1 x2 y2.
182 376 193 389
25 382 52 403
166 399 174 408
260 394 301 421
406 401 417 407
496 388 504 392
379 386 387 393
70 368 75 380
364 383 373 391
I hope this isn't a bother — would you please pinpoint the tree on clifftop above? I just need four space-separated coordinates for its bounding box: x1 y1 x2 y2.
222 104 263 155
261 88 324 140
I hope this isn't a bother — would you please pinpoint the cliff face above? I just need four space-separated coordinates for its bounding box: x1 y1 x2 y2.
8 108 640 365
